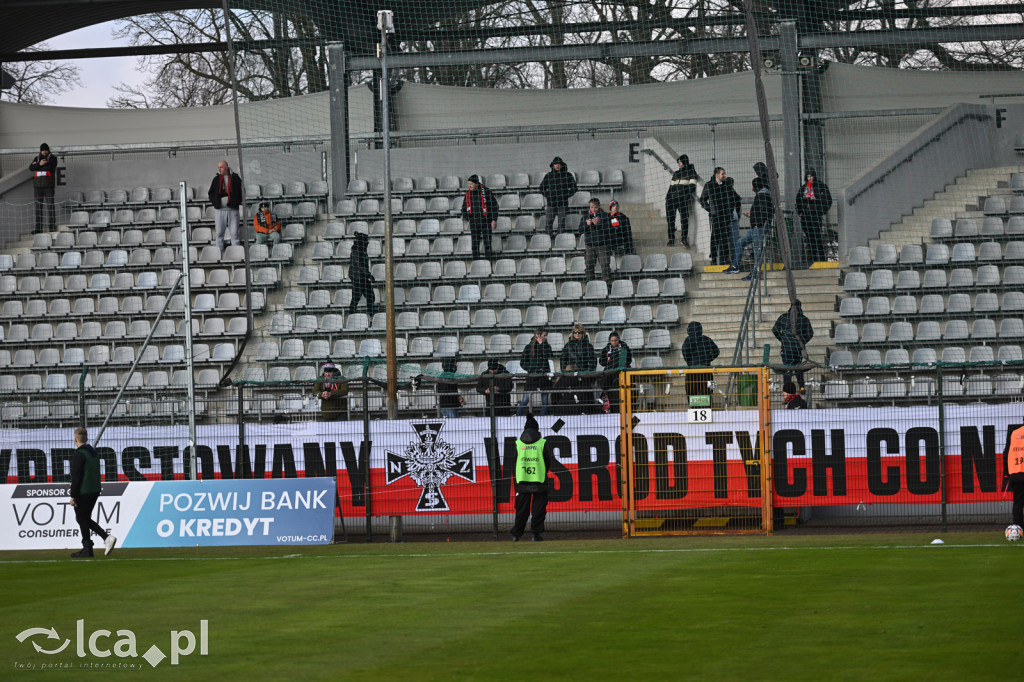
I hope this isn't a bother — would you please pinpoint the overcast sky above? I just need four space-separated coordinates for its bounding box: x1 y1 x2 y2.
46 21 141 108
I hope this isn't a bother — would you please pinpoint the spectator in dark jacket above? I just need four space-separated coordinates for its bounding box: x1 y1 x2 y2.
665 154 699 247
517 328 553 416
510 414 556 542
773 300 814 391
348 232 375 318
539 156 577 236
726 177 774 278
29 143 58 234
724 177 742 266
795 168 833 263
558 324 598 414
69 427 116 558
461 174 499 261
477 359 513 417
579 198 613 282
437 356 463 419
607 200 635 257
681 321 720 397
598 330 633 412
700 167 733 266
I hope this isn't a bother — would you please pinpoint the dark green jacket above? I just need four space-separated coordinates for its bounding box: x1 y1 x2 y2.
70 444 102 497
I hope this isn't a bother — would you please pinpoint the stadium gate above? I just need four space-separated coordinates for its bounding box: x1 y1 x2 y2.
619 366 773 537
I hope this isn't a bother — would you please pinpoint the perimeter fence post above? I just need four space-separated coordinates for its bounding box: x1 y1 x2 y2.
936 367 948 532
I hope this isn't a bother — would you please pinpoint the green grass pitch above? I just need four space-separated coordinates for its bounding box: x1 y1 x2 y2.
1 533 1021 680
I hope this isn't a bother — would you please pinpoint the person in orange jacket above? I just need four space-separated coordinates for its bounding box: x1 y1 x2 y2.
253 201 281 245
1003 420 1024 527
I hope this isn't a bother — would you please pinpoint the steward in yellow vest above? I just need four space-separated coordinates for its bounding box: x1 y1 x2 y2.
510 414 555 542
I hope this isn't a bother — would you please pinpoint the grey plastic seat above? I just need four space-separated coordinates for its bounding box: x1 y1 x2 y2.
949 268 975 288
930 218 952 239
895 270 920 290
829 350 854 368
972 318 997 340
884 348 910 365
917 321 942 342
954 218 979 238
843 272 867 292
888 321 913 344
839 298 863 318
946 294 971 314
847 246 870 267
941 347 966 364
984 197 1007 215
969 346 995 364
975 292 999 313
868 269 894 291
864 297 890 316
925 243 949 265
833 323 858 345
899 244 923 265
824 381 850 401
978 242 1003 262
860 322 886 344
999 346 1023 363
892 294 917 315
951 243 976 263
999 318 1024 340
873 244 898 266
943 319 969 341
912 348 937 366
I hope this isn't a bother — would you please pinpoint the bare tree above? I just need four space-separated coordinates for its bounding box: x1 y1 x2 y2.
1 44 82 104
108 9 328 109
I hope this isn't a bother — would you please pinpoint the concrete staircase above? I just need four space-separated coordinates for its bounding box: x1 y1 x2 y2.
868 166 1019 251
681 268 839 366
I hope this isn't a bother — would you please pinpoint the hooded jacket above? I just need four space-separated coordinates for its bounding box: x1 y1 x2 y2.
666 155 699 203
350 233 372 283
539 156 578 208
681 322 720 368
253 206 281 234
476 363 513 406
699 177 731 218
749 179 774 229
70 443 102 497
795 169 833 220
773 302 814 365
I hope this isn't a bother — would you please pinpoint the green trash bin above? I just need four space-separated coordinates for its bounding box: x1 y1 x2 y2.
738 374 758 407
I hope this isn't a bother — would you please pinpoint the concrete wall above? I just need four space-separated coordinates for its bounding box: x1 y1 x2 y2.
837 103 1001 259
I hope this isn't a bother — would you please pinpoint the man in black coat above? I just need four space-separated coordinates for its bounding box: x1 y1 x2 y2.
208 160 243 251
539 156 577 236
773 299 814 392
476 359 514 417
726 176 774 278
29 143 58 234
795 168 833 263
348 232 375 317
69 427 116 558
461 174 499 261
681 321 720 397
700 167 733 266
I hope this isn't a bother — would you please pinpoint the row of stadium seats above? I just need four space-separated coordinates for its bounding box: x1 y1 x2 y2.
0 269 275 298
252 329 674 365
70 181 328 209
824 374 1023 401
345 170 623 196
830 344 1023 368
28 225 305 253
293 277 686 305
270 304 679 336
843 265 1024 292
67 202 319 229
1 311 252 345
833 318 1024 347
334 191 603 220
0 342 236 371
839 292 1024 319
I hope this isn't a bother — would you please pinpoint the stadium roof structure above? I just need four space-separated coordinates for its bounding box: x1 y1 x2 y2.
0 0 478 55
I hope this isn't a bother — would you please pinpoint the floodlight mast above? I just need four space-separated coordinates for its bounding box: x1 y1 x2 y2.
378 9 398 419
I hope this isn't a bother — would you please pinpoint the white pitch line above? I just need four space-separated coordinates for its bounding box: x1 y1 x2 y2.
0 542 1008 565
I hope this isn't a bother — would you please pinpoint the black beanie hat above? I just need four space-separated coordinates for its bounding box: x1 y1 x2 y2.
467 174 481 184
40 143 50 152
524 414 539 432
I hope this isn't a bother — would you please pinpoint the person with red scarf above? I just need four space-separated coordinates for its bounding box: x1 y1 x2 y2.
795 168 833 264
460 174 498 261
783 381 807 409
207 160 243 251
